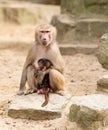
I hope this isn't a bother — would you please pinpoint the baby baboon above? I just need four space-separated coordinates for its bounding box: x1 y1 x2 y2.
34 58 53 107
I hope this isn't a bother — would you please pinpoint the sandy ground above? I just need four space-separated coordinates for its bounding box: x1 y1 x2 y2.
0 24 108 130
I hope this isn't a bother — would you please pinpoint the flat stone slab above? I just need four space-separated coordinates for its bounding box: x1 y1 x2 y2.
60 44 98 55
8 93 70 120
69 94 108 129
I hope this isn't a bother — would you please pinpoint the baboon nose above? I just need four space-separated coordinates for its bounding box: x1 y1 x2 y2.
43 38 47 41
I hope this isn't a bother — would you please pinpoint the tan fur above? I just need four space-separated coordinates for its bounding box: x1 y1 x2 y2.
49 69 65 90
17 24 65 95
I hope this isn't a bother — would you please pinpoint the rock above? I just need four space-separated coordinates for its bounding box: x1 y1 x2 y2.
61 0 85 14
60 44 98 55
0 5 37 24
51 14 76 42
97 33 108 69
0 2 60 24
51 14 108 43
85 0 108 5
76 18 108 40
97 75 108 92
29 0 60 5
61 0 108 15
51 0 108 55
8 93 70 120
69 94 108 130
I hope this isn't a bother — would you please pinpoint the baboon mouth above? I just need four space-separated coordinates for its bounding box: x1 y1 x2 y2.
42 41 48 46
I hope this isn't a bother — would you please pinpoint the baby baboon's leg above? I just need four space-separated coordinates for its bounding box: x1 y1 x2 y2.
25 66 37 94
49 69 65 95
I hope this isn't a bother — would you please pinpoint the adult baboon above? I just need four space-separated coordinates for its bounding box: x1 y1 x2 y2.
17 24 65 96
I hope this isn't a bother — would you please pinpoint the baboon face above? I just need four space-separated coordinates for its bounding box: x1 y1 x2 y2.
38 59 53 70
35 24 57 46
35 59 53 71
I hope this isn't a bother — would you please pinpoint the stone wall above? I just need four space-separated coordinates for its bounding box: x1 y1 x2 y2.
14 0 61 5
0 2 60 24
61 0 85 15
61 0 108 15
51 0 108 50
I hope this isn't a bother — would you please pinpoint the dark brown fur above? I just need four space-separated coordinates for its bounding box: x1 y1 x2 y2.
34 58 53 107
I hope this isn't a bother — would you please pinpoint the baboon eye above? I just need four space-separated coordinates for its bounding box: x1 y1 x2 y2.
40 31 50 33
46 31 50 33
40 31 45 33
